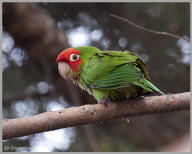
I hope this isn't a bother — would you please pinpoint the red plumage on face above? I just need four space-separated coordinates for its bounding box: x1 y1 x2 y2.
57 48 82 72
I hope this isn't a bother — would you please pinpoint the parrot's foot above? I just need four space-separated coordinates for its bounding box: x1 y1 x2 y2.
98 96 110 107
98 99 108 107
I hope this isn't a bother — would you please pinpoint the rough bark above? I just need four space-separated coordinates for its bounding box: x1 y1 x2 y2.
3 92 190 140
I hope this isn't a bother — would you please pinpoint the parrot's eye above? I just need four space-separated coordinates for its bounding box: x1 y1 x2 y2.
70 54 80 61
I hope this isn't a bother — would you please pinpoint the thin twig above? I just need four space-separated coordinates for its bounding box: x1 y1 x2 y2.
3 92 190 140
110 14 190 43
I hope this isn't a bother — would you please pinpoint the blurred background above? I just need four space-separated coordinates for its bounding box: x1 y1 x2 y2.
2 2 190 152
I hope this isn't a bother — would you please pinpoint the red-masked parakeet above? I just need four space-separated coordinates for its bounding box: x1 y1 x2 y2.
57 46 164 103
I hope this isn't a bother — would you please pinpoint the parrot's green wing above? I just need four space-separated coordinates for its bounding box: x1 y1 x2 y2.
80 51 164 95
81 51 138 85
91 63 142 89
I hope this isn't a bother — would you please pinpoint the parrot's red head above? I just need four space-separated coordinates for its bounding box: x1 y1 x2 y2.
57 48 82 71
57 48 82 79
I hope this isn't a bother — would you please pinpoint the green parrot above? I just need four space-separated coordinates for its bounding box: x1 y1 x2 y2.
57 46 164 103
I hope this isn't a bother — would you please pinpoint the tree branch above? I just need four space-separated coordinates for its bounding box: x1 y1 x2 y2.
3 92 189 140
110 14 190 43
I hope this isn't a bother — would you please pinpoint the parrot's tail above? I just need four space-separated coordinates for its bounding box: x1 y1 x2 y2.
134 78 165 95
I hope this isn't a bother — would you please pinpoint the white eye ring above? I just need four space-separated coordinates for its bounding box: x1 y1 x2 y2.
70 54 80 61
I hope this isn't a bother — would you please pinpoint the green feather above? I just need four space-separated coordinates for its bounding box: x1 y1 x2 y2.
73 46 164 101
134 78 165 95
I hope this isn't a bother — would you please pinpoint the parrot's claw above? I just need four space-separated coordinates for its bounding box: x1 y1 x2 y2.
98 99 108 107
98 96 110 107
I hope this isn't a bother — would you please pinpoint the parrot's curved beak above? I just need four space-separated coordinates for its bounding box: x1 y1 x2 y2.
58 62 73 79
